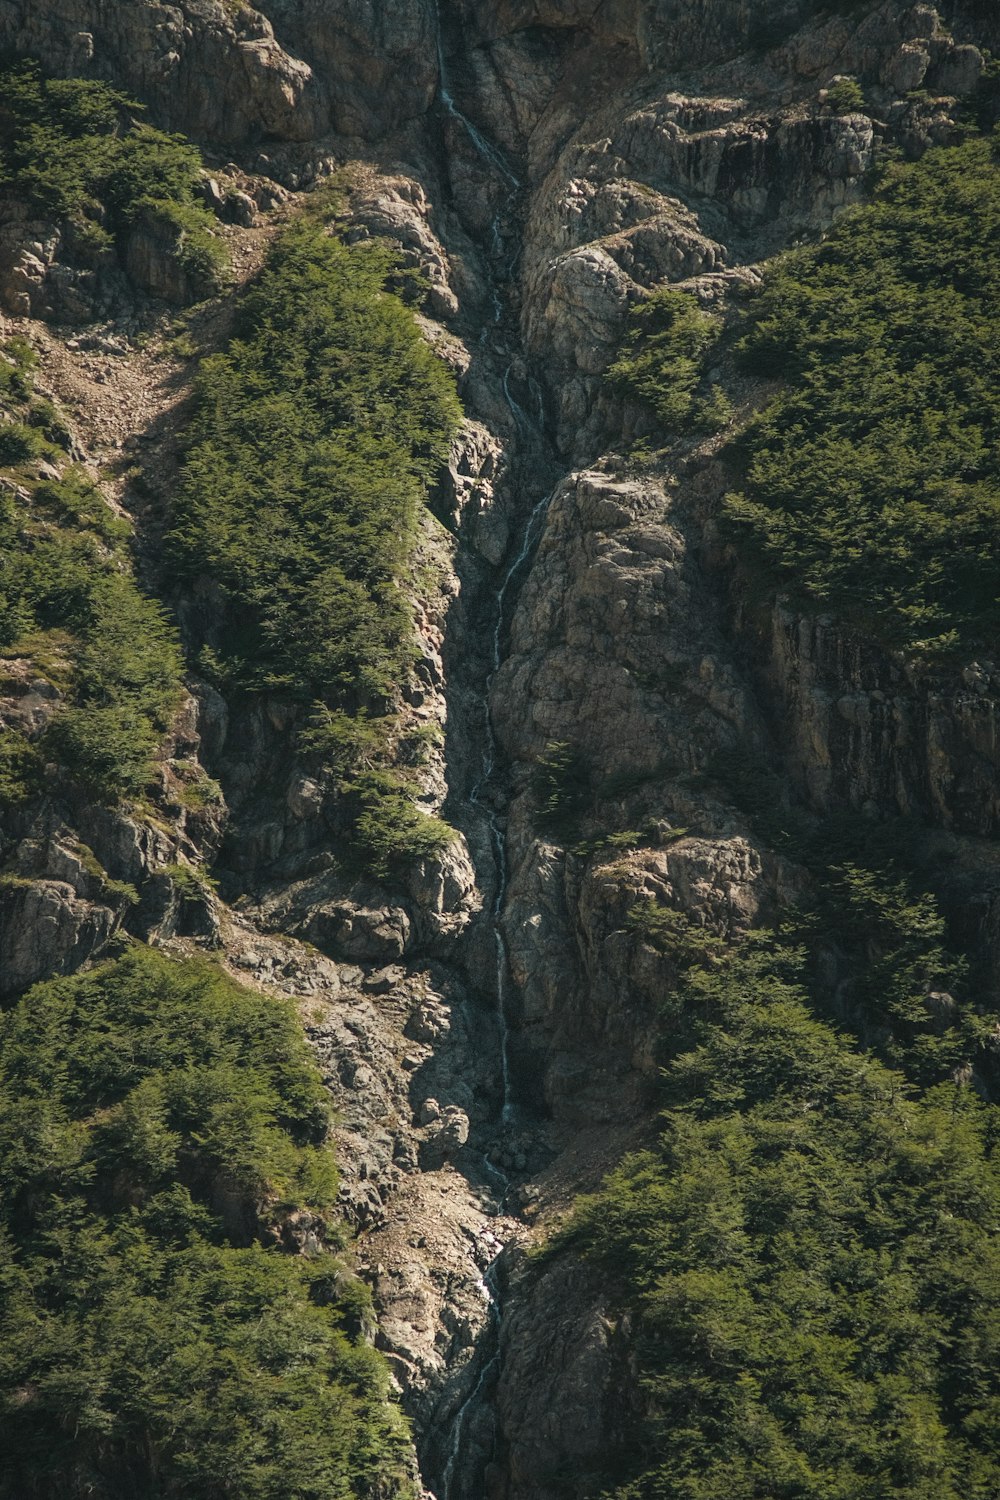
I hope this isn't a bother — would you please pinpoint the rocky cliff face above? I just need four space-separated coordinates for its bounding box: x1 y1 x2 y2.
2 1 999 1496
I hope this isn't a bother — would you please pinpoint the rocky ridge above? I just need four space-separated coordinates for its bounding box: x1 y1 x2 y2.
2 1 1000 1496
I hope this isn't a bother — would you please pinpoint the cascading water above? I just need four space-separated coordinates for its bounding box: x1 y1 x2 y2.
434 3 520 192
470 477 556 1133
426 6 559 1498
438 1253 505 1500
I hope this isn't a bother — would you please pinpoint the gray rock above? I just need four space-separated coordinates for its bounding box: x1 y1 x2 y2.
0 0 323 144
0 879 119 998
225 191 257 228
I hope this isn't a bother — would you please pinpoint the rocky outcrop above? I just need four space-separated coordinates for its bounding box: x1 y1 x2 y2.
0 870 120 995
501 829 804 1119
4 1 1000 1497
122 204 221 304
0 831 132 995
493 469 766 776
494 1254 629 1500
0 0 322 143
0 207 127 322
749 602 1000 836
521 95 878 457
263 0 439 139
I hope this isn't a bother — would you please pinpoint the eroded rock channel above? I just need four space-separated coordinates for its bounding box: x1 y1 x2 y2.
3 1 1000 1496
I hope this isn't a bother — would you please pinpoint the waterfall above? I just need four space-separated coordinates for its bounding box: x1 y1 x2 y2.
426 8 556 1495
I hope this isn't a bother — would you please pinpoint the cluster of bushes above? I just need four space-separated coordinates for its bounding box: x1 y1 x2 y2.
607 286 731 435
531 739 591 828
0 60 227 295
0 946 414 1499
0 342 182 801
644 745 992 1085
795 859 987 1085
611 130 1000 656
726 133 1000 654
560 934 1000 1499
169 219 461 870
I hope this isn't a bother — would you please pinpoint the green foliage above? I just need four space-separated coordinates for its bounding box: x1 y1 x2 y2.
168 217 461 870
0 729 41 806
0 420 48 465
0 59 226 298
824 75 867 112
169 219 460 702
968 52 1000 133
0 946 414 1499
627 901 727 967
130 194 230 290
607 287 727 433
531 740 589 825
3 541 182 799
349 770 455 877
0 338 71 460
170 759 224 811
700 753 989 1086
297 707 388 775
563 939 1000 1500
725 134 1000 653
0 347 182 801
35 469 130 543
797 862 989 1085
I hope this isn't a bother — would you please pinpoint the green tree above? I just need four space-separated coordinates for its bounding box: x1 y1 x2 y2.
0 947 414 1499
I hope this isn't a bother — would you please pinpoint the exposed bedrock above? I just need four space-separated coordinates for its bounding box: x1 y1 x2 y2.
3 2 1000 1498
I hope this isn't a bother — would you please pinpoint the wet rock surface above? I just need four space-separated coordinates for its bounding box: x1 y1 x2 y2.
3 1 1000 1497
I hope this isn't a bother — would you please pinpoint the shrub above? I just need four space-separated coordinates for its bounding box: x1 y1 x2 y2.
724 134 1000 653
531 740 589 825
798 861 986 1084
824 74 867 112
0 730 41 807
168 217 461 868
626 900 726 966
0 947 414 1499
0 59 227 301
35 468 130 543
560 939 1000 1500
0 358 182 803
129 195 229 296
0 420 47 465
607 287 723 432
350 770 456 877
169 220 460 704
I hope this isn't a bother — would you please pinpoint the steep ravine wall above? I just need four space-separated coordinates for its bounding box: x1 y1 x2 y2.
2 1 1000 1497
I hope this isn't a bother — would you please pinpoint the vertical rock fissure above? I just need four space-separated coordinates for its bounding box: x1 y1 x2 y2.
423 6 561 1495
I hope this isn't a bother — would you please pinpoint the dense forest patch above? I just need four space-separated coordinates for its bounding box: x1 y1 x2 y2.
0 59 227 297
0 946 413 1500
727 133 1000 654
169 217 461 870
612 131 1000 655
559 935 1000 1500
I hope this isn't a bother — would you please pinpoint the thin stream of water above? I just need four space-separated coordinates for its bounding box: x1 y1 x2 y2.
434 8 521 190
469 479 556 1132
438 1255 504 1499
428 7 557 1495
